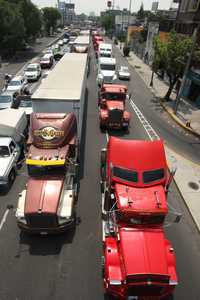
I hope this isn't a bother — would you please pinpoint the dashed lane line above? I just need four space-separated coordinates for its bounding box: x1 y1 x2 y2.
0 209 10 231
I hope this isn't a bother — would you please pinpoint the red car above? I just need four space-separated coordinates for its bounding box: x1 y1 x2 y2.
99 84 130 131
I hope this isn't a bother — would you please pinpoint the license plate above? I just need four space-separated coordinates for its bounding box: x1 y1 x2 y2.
128 297 138 300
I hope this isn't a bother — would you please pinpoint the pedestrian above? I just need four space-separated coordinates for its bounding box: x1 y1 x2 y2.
144 52 148 64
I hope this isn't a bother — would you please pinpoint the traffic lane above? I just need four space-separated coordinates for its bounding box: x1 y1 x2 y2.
112 51 200 298
113 46 200 164
0 49 105 300
0 34 62 89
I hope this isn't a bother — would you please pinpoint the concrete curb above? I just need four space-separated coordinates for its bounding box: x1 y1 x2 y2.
160 100 200 139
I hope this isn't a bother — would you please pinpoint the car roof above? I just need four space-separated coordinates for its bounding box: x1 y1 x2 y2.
102 84 127 93
108 137 167 173
42 53 52 59
10 75 24 81
26 63 39 68
0 137 12 146
99 57 116 64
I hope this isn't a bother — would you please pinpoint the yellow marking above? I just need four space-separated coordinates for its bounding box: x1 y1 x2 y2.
26 159 65 166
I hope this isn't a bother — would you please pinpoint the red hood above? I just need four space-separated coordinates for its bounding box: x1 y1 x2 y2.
25 178 64 214
115 183 168 216
119 228 170 278
106 101 124 110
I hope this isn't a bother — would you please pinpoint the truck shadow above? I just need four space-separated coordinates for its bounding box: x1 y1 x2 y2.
107 128 129 138
17 225 76 256
79 89 88 180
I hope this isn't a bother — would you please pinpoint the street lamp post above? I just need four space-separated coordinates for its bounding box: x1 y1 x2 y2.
127 0 133 43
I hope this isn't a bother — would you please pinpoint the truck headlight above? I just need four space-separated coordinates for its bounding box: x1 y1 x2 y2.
57 189 74 225
16 190 27 224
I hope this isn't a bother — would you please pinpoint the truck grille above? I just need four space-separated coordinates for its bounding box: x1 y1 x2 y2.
26 214 57 228
127 285 164 297
104 76 113 83
109 109 123 124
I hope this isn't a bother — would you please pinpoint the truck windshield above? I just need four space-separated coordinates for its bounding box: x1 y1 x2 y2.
0 146 10 157
117 213 165 225
143 169 164 184
27 165 66 177
113 166 138 183
100 64 115 71
103 93 126 100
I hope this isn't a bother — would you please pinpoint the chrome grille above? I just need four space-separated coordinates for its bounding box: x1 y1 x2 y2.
109 109 123 123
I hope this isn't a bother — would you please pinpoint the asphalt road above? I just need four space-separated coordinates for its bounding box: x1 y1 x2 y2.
0 45 199 300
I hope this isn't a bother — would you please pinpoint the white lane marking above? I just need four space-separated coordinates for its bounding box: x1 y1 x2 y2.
0 209 10 231
106 131 109 142
129 99 160 141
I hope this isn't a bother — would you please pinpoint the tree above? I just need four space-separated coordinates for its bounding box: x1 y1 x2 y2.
0 0 25 56
101 14 115 35
19 0 42 40
42 7 61 35
137 2 145 20
153 31 193 101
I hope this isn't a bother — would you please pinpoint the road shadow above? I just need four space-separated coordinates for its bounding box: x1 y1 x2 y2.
107 128 129 138
17 225 77 257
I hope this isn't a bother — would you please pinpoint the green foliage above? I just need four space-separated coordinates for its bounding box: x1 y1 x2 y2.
42 7 61 35
153 31 193 100
101 14 115 34
137 2 145 20
0 0 25 55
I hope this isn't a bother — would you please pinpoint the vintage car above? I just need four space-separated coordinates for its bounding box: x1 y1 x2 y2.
99 84 130 131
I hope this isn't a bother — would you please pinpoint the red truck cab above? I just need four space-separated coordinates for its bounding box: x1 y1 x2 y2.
101 137 178 299
99 84 130 131
103 227 177 300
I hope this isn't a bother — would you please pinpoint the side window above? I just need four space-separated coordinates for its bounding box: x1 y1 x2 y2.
9 141 16 153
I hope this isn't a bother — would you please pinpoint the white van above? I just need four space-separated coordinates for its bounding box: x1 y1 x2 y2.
97 57 117 86
98 43 112 58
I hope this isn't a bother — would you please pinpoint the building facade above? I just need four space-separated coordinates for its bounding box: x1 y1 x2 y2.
176 0 200 34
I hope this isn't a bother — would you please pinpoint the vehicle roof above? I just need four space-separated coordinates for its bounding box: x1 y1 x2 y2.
99 43 112 49
102 84 127 93
108 137 167 173
115 183 168 215
0 137 12 146
10 75 24 81
26 63 39 68
74 35 90 45
119 228 169 277
32 53 87 101
41 53 53 59
99 57 116 64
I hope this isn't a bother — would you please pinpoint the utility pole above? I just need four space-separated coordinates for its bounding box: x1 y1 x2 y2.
127 0 133 43
174 25 199 114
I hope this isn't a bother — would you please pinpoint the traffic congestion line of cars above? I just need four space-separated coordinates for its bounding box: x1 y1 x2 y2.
92 31 181 300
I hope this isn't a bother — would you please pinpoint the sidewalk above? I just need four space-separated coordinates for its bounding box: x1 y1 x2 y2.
127 52 200 137
125 50 200 232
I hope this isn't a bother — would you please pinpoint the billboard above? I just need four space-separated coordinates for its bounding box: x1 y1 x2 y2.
151 1 159 11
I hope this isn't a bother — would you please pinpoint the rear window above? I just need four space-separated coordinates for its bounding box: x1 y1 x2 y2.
113 166 138 183
143 168 164 184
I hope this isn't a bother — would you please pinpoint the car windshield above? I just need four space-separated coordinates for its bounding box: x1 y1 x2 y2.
42 57 49 61
28 165 66 177
120 66 128 72
26 67 37 72
103 92 126 100
19 100 32 107
113 166 138 183
0 95 11 103
9 81 21 86
0 146 10 157
100 64 115 71
143 168 165 184
75 44 87 47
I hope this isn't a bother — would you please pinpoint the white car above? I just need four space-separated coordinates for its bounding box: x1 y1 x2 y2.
24 63 41 81
58 39 64 46
0 91 20 110
6 75 28 94
63 38 69 44
118 66 131 80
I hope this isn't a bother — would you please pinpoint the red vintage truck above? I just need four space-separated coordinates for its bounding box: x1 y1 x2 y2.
99 84 130 131
16 113 78 234
100 137 178 299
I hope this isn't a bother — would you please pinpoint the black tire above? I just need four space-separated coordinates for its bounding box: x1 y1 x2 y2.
8 169 16 186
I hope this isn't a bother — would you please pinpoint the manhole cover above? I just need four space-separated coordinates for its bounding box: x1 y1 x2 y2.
188 182 199 190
